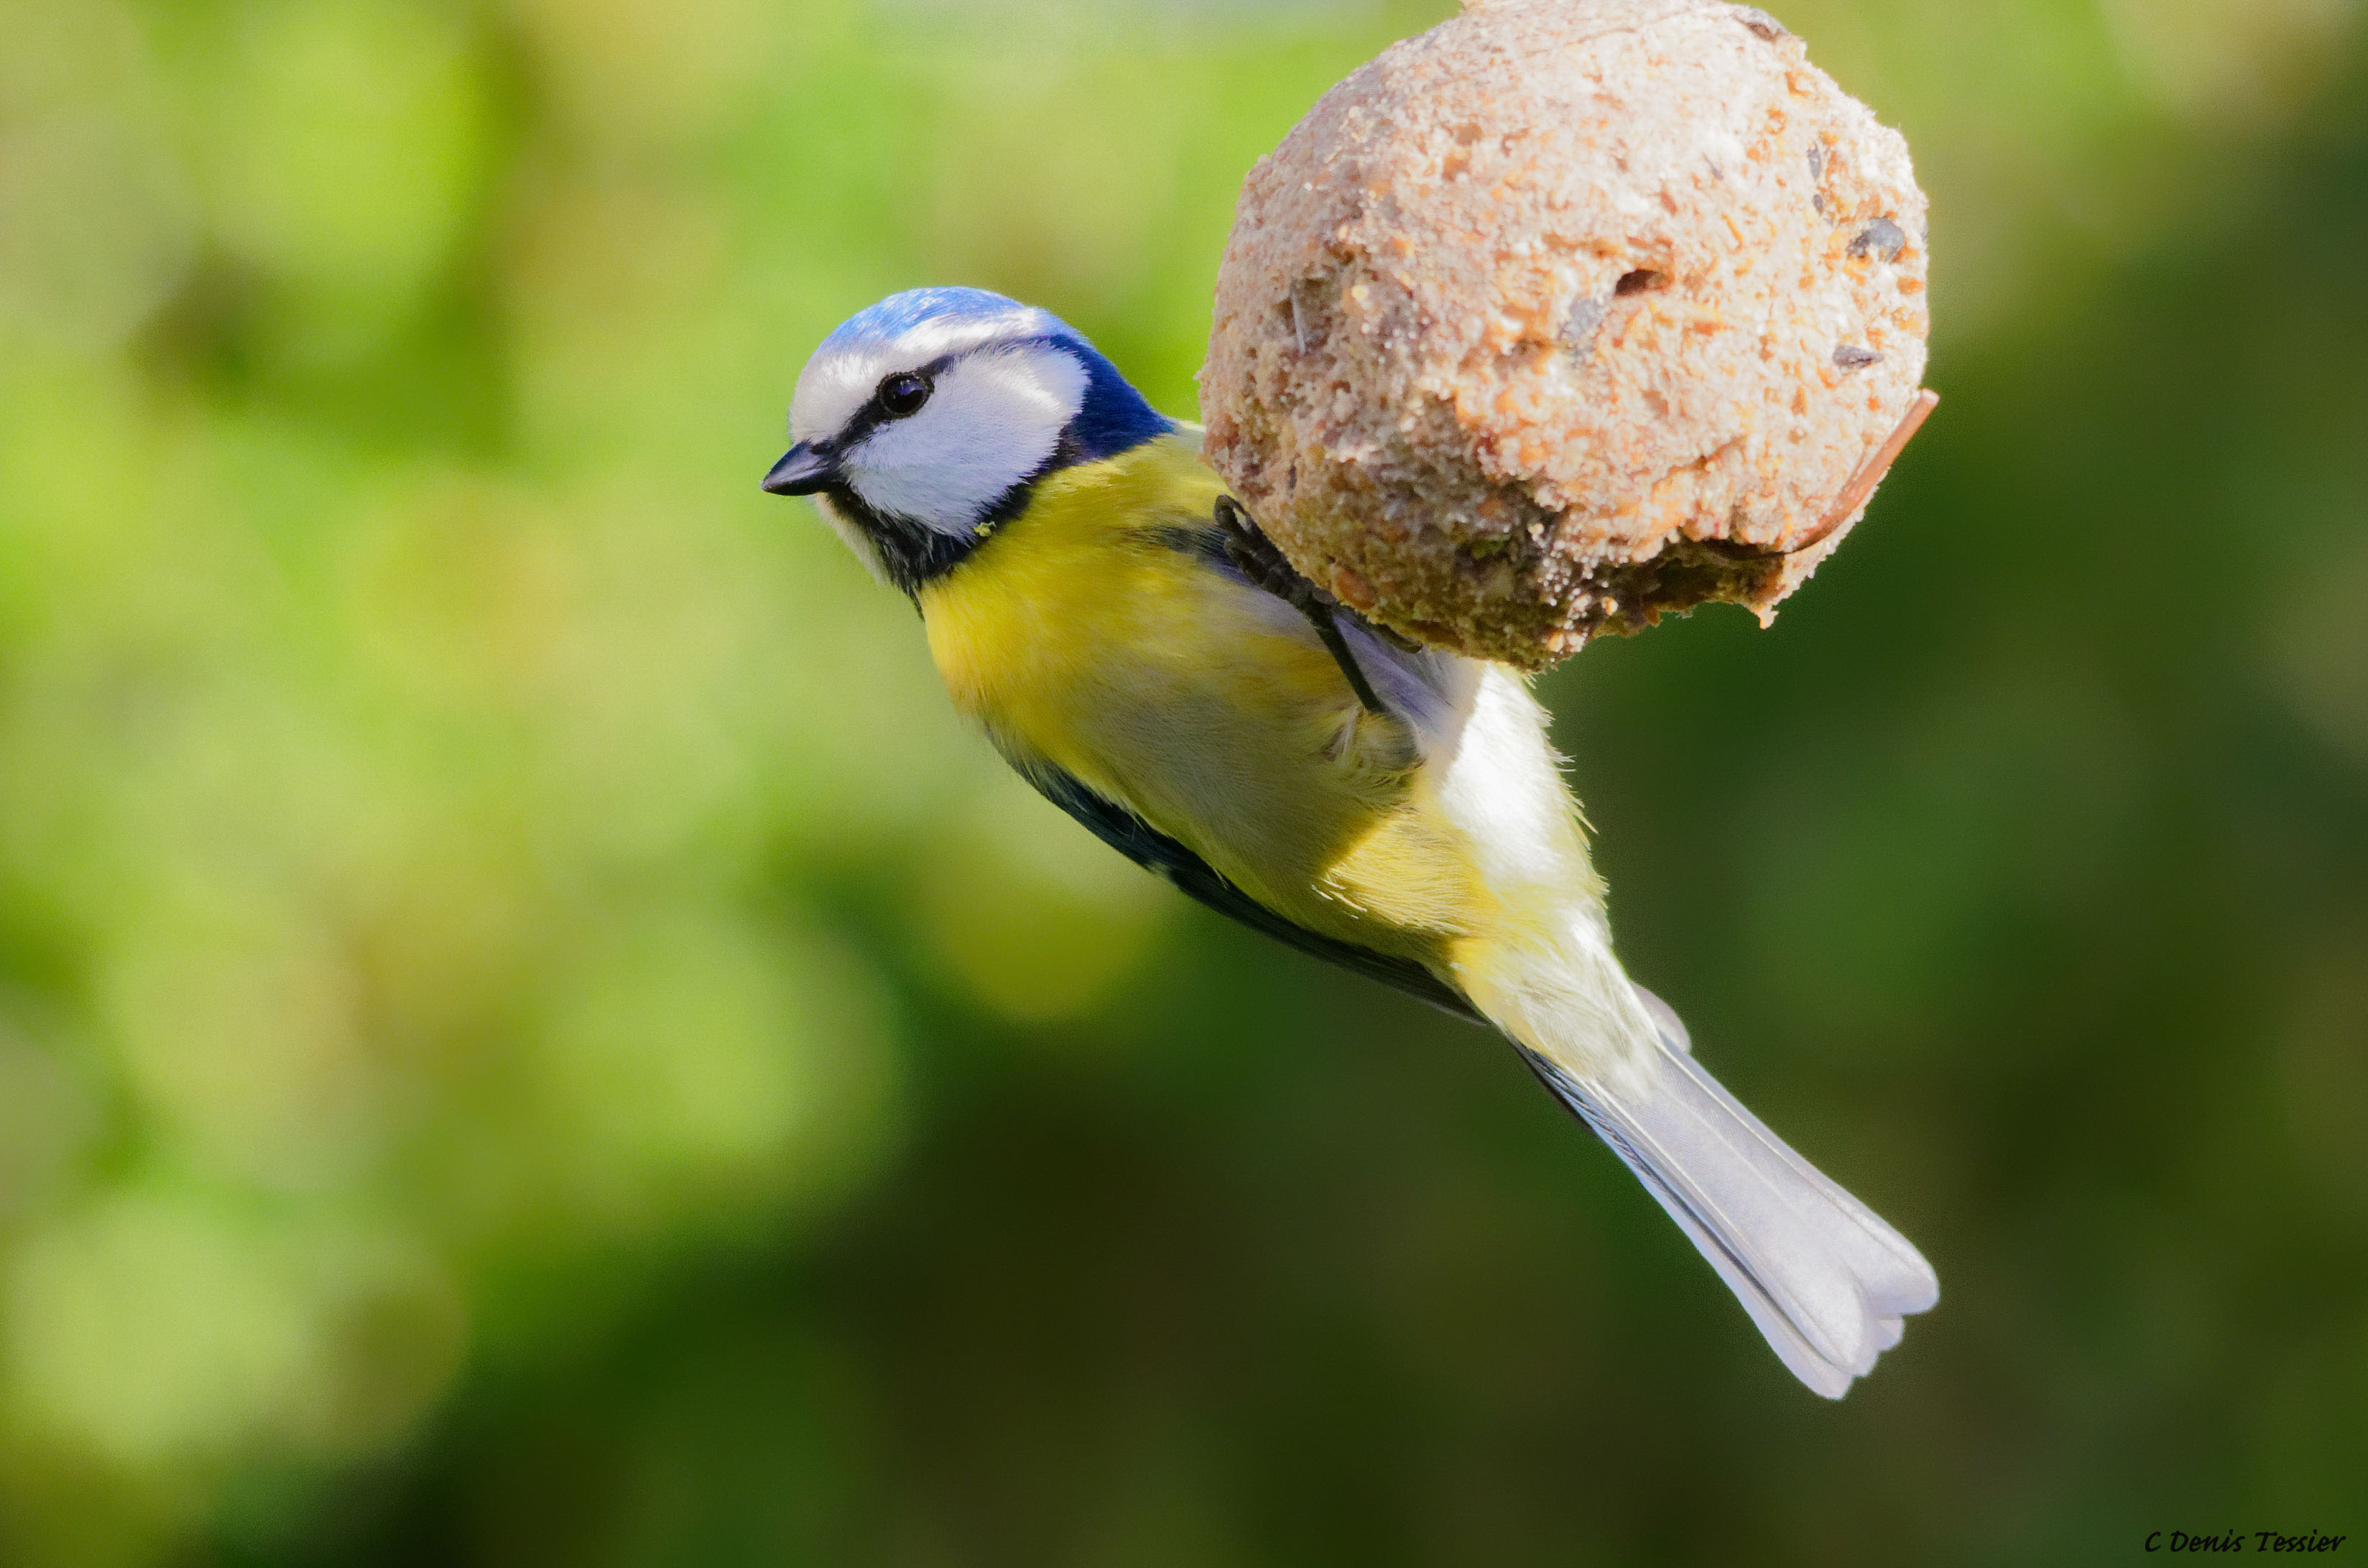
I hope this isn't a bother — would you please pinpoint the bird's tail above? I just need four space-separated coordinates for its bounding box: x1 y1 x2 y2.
1517 991 1938 1398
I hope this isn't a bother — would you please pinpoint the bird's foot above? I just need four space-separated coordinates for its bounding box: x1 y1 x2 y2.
1214 496 1393 716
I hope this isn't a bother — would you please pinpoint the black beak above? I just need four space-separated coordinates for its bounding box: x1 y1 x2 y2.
762 442 835 496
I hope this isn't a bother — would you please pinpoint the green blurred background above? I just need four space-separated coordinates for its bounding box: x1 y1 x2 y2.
1 0 2364 1562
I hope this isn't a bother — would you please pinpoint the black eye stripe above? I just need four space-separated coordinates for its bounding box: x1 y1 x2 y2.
831 353 957 450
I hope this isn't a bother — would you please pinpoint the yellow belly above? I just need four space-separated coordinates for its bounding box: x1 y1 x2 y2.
917 434 1483 967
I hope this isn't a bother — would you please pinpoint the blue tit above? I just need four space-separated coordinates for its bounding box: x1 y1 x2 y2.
764 286 1936 1396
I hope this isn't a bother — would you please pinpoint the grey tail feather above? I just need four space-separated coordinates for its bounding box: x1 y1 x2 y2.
1518 1001 1938 1398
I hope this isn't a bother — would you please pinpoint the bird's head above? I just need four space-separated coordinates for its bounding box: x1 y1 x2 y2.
764 287 1171 592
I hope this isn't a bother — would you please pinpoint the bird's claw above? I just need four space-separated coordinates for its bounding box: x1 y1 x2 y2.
1213 496 1391 717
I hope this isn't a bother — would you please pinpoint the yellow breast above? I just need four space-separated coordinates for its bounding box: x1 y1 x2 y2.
920 433 1232 773
916 432 1488 968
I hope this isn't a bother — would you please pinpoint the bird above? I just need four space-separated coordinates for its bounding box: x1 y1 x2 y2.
763 285 1937 1396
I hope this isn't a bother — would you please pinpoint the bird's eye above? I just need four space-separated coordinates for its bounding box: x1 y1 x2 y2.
877 371 932 419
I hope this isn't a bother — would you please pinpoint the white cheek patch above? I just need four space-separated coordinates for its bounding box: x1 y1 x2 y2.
789 306 1059 444
843 346 1087 534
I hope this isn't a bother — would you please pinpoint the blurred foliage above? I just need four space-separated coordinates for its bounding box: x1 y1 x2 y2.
0 0 2363 1562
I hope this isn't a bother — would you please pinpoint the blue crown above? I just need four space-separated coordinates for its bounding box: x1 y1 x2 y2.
823 287 1170 463
821 287 1069 353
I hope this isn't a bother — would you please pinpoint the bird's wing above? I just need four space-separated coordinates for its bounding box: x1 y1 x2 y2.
1017 755 1485 1024
1180 505 1476 750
